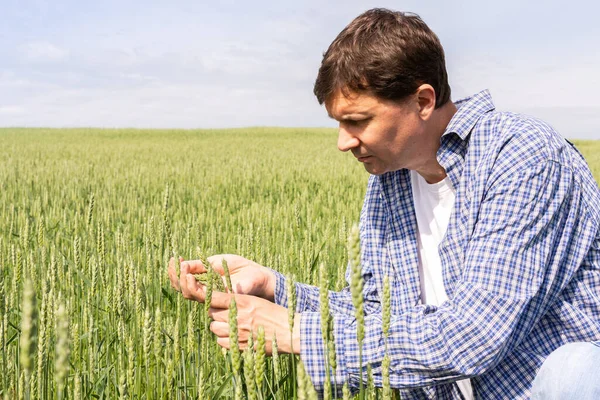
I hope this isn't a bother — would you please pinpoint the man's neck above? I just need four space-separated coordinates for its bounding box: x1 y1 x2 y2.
437 101 458 135
416 101 458 184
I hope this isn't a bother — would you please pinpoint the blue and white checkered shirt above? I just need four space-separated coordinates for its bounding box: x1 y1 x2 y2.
272 90 600 399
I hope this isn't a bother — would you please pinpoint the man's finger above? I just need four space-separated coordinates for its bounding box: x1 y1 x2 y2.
216 337 248 351
180 262 191 297
180 263 208 303
209 291 234 309
184 259 208 274
216 337 230 350
207 307 229 322
167 257 180 291
209 321 230 337
206 255 230 273
183 273 208 303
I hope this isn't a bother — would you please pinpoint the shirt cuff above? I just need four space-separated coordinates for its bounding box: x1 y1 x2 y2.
268 268 319 313
300 312 353 393
268 268 288 307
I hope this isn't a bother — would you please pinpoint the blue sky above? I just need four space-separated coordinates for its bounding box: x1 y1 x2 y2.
1 0 599 139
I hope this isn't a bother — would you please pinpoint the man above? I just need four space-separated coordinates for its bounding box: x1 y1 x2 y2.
169 8 600 399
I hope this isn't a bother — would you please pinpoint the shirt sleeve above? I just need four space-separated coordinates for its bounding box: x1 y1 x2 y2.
269 260 380 315
301 159 597 392
269 175 383 316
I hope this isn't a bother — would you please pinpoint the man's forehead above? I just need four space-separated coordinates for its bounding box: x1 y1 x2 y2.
326 90 378 119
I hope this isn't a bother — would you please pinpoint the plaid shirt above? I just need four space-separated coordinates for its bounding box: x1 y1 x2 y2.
273 90 600 399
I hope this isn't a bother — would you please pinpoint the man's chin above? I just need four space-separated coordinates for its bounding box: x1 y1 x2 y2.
363 163 387 176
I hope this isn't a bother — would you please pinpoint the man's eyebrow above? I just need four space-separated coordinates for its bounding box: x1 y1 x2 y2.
328 113 367 120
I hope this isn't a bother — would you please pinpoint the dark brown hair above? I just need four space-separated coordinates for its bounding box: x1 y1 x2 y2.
313 8 451 108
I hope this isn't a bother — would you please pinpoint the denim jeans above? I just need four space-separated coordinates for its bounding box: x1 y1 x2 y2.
531 341 600 399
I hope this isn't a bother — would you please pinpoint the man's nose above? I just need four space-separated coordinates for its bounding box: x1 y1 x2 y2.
337 126 360 152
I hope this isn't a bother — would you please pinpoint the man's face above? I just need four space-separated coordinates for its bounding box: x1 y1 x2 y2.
326 88 426 175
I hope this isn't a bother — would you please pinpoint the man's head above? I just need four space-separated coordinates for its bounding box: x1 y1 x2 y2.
314 8 450 108
314 8 454 177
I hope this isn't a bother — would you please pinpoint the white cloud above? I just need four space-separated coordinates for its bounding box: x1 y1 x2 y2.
0 1 598 139
0 79 324 128
448 51 600 109
0 105 25 114
20 41 68 61
118 72 159 82
515 106 600 141
0 71 33 87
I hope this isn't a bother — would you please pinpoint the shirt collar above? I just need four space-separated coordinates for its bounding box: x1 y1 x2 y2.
442 89 496 141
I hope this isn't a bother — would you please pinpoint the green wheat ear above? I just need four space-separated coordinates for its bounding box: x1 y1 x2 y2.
319 262 333 399
342 382 351 400
348 224 364 341
383 275 391 338
255 325 266 393
286 274 297 334
19 278 37 394
54 303 70 399
382 354 392 400
348 223 365 396
297 360 319 399
194 271 225 292
382 275 392 399
222 258 233 293
197 369 206 400
243 335 257 400
272 333 281 391
228 297 243 400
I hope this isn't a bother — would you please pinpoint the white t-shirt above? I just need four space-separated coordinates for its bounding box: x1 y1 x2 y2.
409 169 474 400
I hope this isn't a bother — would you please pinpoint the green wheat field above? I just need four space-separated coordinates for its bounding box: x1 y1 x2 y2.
1 128 599 399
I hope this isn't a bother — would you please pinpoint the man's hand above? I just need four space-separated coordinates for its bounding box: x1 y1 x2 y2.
208 292 301 355
177 265 301 354
167 254 276 301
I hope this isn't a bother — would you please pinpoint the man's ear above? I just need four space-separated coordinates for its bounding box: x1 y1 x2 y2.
416 84 436 120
